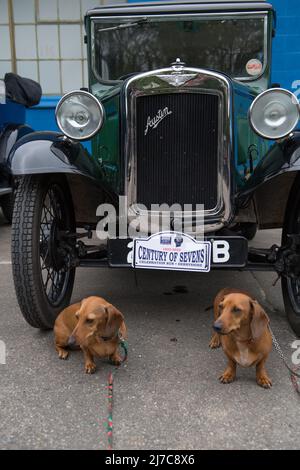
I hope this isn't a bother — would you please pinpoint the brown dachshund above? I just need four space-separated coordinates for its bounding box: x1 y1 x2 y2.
54 296 127 374
209 288 272 388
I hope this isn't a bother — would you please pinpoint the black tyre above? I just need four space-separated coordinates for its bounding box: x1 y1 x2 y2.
1 193 14 223
282 174 300 337
11 175 76 329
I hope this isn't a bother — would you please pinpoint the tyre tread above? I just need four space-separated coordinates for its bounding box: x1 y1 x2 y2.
11 177 46 328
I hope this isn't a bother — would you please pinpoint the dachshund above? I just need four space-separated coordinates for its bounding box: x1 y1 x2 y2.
54 296 127 374
209 288 272 388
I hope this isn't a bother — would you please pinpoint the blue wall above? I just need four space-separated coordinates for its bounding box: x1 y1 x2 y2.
271 0 300 91
26 96 60 133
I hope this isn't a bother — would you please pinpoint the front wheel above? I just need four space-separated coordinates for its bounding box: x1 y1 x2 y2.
12 175 76 329
282 175 300 337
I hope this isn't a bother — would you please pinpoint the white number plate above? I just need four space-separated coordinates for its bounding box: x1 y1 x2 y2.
132 232 211 272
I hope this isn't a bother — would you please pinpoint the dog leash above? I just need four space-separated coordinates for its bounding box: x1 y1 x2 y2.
268 326 300 395
105 337 128 451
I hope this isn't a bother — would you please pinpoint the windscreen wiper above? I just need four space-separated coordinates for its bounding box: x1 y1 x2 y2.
98 18 149 33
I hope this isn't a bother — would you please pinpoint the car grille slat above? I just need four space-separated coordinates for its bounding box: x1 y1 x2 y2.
136 92 219 210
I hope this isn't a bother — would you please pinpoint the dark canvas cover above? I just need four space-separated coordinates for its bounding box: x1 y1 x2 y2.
4 73 42 107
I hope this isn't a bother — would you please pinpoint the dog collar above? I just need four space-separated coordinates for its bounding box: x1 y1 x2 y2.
100 332 119 342
236 337 254 344
99 330 125 343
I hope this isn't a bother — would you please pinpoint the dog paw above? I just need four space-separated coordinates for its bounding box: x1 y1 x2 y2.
110 354 122 366
58 349 69 360
111 359 121 366
209 335 221 349
257 375 272 389
85 363 96 374
219 371 235 384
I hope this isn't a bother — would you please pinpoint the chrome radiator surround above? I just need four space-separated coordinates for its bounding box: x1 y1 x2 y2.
124 66 233 233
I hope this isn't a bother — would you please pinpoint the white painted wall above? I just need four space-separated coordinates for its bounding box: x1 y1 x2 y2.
0 0 124 94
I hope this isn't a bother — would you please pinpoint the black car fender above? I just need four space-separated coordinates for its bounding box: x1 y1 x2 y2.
7 131 117 226
8 131 105 180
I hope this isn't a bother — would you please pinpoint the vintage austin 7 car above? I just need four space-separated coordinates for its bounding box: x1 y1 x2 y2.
8 1 300 335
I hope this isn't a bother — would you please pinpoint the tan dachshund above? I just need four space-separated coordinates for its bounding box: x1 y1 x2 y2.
54 296 127 374
209 288 272 388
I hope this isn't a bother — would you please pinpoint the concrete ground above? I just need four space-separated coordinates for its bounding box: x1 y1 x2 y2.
0 209 299 450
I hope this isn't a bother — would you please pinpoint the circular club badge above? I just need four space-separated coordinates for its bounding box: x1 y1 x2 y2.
246 59 263 77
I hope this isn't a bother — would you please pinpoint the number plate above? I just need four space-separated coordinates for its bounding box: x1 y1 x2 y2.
133 232 211 272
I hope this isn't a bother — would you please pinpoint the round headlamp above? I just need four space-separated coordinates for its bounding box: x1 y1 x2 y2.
249 88 299 140
56 90 104 141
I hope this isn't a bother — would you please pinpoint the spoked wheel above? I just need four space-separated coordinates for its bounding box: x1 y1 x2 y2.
282 175 300 337
12 175 76 329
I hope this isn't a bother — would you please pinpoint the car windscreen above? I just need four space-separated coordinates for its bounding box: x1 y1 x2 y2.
92 15 267 82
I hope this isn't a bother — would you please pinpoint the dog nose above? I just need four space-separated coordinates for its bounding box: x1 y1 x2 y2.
213 321 223 333
67 335 77 347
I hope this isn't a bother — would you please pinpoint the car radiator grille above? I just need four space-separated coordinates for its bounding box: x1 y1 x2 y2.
136 92 219 210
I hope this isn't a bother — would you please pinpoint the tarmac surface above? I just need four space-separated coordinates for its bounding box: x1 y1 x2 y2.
0 210 299 450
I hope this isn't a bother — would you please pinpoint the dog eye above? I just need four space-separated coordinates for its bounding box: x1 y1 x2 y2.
233 307 242 314
86 318 94 325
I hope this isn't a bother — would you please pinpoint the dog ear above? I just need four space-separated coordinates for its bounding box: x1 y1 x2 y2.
103 305 124 338
217 301 224 318
250 300 270 340
119 319 128 340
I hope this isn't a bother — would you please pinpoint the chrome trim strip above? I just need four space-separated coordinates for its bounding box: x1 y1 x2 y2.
90 11 270 20
124 66 233 234
87 3 272 16
0 79 6 104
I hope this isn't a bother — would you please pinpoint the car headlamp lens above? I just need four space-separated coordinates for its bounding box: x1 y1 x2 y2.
56 91 104 141
249 89 299 140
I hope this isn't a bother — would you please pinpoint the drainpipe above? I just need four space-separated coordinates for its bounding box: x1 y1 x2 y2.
7 0 17 74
